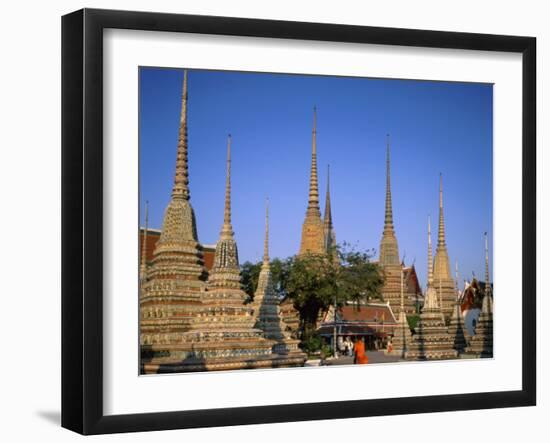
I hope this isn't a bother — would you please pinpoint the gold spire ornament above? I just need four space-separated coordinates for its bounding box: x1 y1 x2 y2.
379 134 400 266
432 173 456 319
220 135 234 241
172 70 191 201
299 107 326 255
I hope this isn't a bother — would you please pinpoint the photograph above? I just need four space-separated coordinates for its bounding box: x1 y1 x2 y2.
138 67 494 374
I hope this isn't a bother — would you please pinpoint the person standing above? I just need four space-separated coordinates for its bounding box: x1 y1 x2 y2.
353 337 369 364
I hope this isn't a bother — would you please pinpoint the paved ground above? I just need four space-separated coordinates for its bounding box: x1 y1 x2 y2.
319 351 403 366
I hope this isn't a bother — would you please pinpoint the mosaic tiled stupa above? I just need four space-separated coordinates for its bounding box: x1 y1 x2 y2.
405 216 458 360
387 268 412 357
251 200 306 359
378 136 416 315
140 70 209 365
465 233 493 358
140 71 305 372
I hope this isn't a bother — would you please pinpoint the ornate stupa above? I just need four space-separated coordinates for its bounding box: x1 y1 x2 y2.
433 174 457 320
378 135 415 314
387 267 412 357
465 233 493 357
405 216 458 360
299 107 326 256
323 165 337 254
140 71 209 359
140 72 305 372
251 200 306 359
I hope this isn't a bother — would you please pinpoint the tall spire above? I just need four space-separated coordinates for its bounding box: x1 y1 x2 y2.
323 164 336 252
433 173 452 282
220 134 234 240
306 107 321 218
172 70 190 200
299 107 325 256
428 215 433 285
263 198 270 266
384 134 395 234
438 173 446 248
379 134 400 266
209 134 240 277
140 200 149 284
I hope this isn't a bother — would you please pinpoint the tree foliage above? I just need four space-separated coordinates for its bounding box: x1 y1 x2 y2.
285 244 384 336
240 243 384 338
240 258 291 302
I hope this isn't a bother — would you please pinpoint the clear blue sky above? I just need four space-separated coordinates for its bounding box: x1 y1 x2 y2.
139 67 493 289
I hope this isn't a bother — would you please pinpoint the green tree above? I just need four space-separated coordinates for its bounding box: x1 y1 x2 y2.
240 261 262 301
285 243 384 339
240 257 291 302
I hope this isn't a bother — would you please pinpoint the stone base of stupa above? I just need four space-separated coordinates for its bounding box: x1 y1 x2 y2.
464 311 493 358
140 333 306 373
141 352 306 374
448 323 467 354
405 310 458 360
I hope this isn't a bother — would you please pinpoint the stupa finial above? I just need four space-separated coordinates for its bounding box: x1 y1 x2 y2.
220 134 234 239
263 198 270 265
438 173 446 247
172 70 190 200
306 106 321 216
384 134 394 233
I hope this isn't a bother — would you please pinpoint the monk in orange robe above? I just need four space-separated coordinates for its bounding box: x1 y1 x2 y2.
353 338 369 364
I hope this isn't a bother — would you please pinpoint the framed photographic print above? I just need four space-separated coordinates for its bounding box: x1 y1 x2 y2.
61 8 536 435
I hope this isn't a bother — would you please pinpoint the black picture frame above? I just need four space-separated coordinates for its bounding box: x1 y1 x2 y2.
61 8 536 435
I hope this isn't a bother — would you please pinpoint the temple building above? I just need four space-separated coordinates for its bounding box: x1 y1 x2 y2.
299 107 332 256
460 279 482 337
433 174 457 320
377 135 420 315
140 71 305 372
251 200 305 359
405 216 458 360
317 302 398 351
